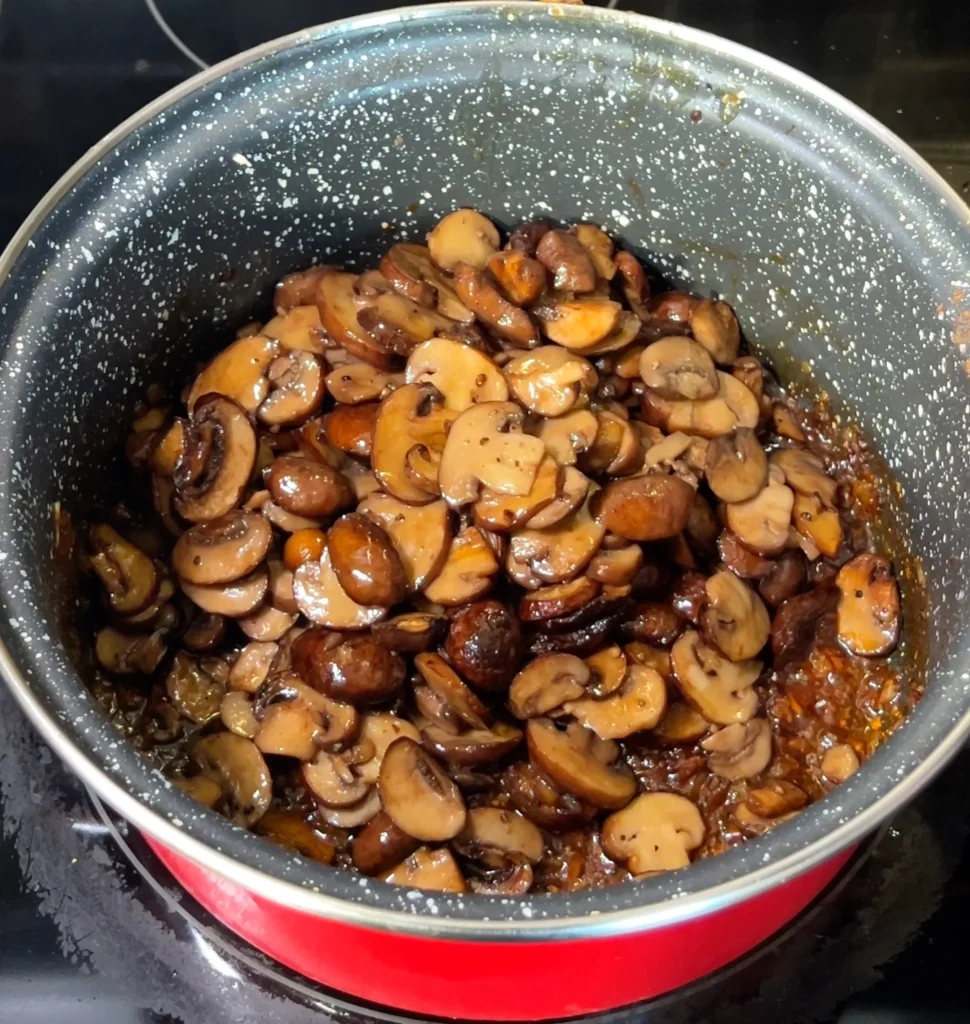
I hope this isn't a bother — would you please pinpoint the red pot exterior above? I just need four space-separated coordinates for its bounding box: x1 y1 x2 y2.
146 837 853 1019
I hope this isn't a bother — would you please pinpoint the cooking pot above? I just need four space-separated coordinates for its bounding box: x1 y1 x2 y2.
0 3 968 1019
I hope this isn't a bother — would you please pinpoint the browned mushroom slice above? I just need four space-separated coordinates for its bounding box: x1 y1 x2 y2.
757 550 807 608
473 454 561 533
502 760 596 830
525 467 590 529
821 743 861 784
509 488 605 583
95 626 167 675
353 811 422 876
183 612 227 652
173 395 257 523
352 713 423 785
443 600 525 693
380 243 473 321
267 456 353 520
534 296 622 350
372 383 457 505
302 750 371 808
326 514 408 608
591 473 694 543
573 224 617 281
372 612 446 654
769 448 838 507
701 571 771 662
835 553 900 656
602 792 704 873
454 263 539 348
486 249 547 306
671 630 761 725
229 640 278 693
584 644 627 697
507 218 551 254
172 512 272 586
422 525 500 605
586 543 643 586
404 337 508 411
620 600 682 646
414 652 491 730
87 524 159 616
690 299 741 365
292 548 386 630
701 719 772 780
614 251 651 320
181 564 269 618
504 347 597 417
325 362 400 405
358 493 452 592
291 631 406 706
726 467 795 557
508 653 591 718
705 428 768 503
770 587 838 667
378 737 467 842
257 351 325 426
238 604 297 642
717 530 774 580
581 312 642 356
519 578 600 622
624 640 673 678
565 664 667 740
536 229 598 292
455 806 544 870
187 335 279 413
438 401 545 507
255 809 336 865
323 402 380 458
318 789 382 829
422 721 523 766
525 718 636 809
745 779 808 820
792 493 843 558
642 431 692 470
193 733 272 828
771 402 807 442
382 847 467 893
261 304 328 355
255 674 358 757
581 411 642 476
653 702 709 744
220 690 259 738
427 209 500 271
535 409 599 467
275 265 336 313
638 337 718 400
317 272 397 369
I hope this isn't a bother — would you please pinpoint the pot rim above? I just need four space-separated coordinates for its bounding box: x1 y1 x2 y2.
1 1 968 940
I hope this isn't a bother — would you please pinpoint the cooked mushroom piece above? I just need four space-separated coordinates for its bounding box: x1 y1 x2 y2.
351 713 422 784
261 304 328 355
652 702 709 744
405 337 508 411
526 467 590 529
437 401 545 508
380 242 473 321
238 603 298 642
291 630 406 706
358 492 452 592
638 337 718 400
473 454 562 532
317 788 383 829
87 524 159 616
758 550 808 607
487 249 548 306
619 601 683 646
95 626 167 675
701 571 772 662
192 733 272 828
316 272 396 369
793 493 843 559
257 350 325 426
535 409 599 467
525 718 637 808
717 529 775 579
414 652 491 729
769 448 838 507
573 223 617 280
382 847 467 892
183 612 227 652
671 630 761 725
428 208 500 271
520 577 601 624
352 810 422 876
229 641 278 693
584 644 628 697
705 428 768 503
292 547 386 630
690 299 741 365
504 347 597 417
378 737 467 842
536 229 598 292
275 265 335 313
423 525 501 605
326 513 408 607
835 553 900 656
372 612 447 654
454 806 544 869
173 395 257 523
220 690 259 738
422 721 524 766
509 487 606 583
255 809 336 865
701 719 772 780
172 511 272 586
564 664 667 740
821 743 860 784
534 296 623 350
770 587 839 667
591 473 695 542
181 564 269 618
453 263 540 348
602 792 705 874
254 674 358 757
586 543 643 586
582 412 642 476
509 653 591 718
725 467 795 556
302 750 371 807
642 372 759 439
187 334 279 413
325 363 400 405
502 760 596 830
444 600 525 692
266 456 353 520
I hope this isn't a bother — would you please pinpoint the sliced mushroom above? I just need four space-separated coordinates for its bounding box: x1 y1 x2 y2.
705 428 768 503
564 664 667 740
302 750 370 807
378 737 467 842
358 493 452 592
525 718 636 809
508 653 591 718
584 644 628 698
229 641 278 693
454 263 539 348
372 612 447 654
504 347 597 418
701 571 771 662
95 626 167 675
423 525 500 605
821 743 860 784
87 524 158 616
770 448 838 508
473 453 562 532
573 224 617 281
317 272 396 369
643 372 758 439
255 809 336 865
325 362 400 405
414 652 491 730
638 337 718 400
443 600 525 693
257 351 325 427
173 395 257 523
602 793 704 874
438 401 545 507
614 251 651 319
380 242 473 321
690 299 740 365
172 512 272 586
726 468 795 556
519 578 600 622
220 690 259 738
534 296 622 350
502 760 597 830
254 674 358 757
772 402 807 442
382 847 467 892
292 547 386 630
357 290 455 356
835 554 900 656
582 412 642 476
758 550 808 608
428 208 500 271
620 601 683 646
352 713 423 785
586 543 643 586
181 564 269 618
454 806 544 869
192 733 271 827
591 473 694 542
238 604 298 642
267 455 353 521
405 337 508 411
326 513 408 608
701 719 772 780
771 587 838 668
745 779 808 819
276 265 336 313
509 487 605 583
353 810 422 876
261 304 328 355
717 529 775 579
653 703 709 745
535 409 599 467
422 721 523 766
536 229 598 292
670 630 761 725
486 249 547 306
525 467 590 529
187 335 279 413
624 640 672 678
793 493 843 558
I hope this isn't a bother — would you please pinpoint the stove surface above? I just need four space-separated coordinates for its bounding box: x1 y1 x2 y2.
1 1 969 1022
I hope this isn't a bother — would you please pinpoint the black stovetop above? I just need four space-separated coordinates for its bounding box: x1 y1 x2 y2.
1 2 969 1022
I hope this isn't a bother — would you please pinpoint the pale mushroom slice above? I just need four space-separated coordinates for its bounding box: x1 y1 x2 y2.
580 311 642 356
172 511 273 586
302 750 371 808
261 304 327 355
352 713 422 785
564 665 667 740
192 733 272 828
414 652 492 731
584 644 628 698
181 565 269 618
705 428 768 503
503 347 597 417
821 743 861 784
624 641 673 678
473 454 562 532
726 466 795 556
358 492 452 592
318 789 383 829
437 401 545 507
581 412 642 477
525 467 590 529
769 447 838 508
95 626 167 675
535 409 599 467
486 249 548 306
317 271 396 369
525 718 637 809
690 298 741 365
292 547 386 629
638 337 718 400
643 372 759 438
454 806 544 868
508 653 591 719
509 486 605 583
590 473 695 543
238 604 298 642
602 793 705 874
701 719 772 780
220 691 259 739
372 382 457 505
835 553 900 656
573 223 617 281
518 577 600 623
701 571 772 662
405 337 508 411
378 737 467 842
652 703 709 745
671 630 761 725
586 543 643 586
382 847 467 893
86 524 159 616
325 362 400 405
187 334 279 413
534 296 623 350
792 493 843 558
229 641 278 693
423 525 500 605
257 350 325 427
427 208 500 271
254 675 358 759
380 243 473 321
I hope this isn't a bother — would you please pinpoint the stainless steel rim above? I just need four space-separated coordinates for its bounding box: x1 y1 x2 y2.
1 1 968 940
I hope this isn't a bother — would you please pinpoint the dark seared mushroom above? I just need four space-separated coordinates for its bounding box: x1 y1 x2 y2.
372 612 447 654
581 411 642 476
326 513 408 608
614 251 651 320
519 578 600 623
507 218 551 254
509 489 605 583
638 337 718 400
317 789 382 829
487 249 547 306
95 626 167 675
620 601 683 646
454 263 540 348
378 737 467 842
275 265 335 313
172 511 272 586
444 600 524 692
291 629 406 705
701 571 771 662
586 543 643 586
220 690 259 738
323 401 380 458
573 223 617 280
382 847 467 892
508 653 591 718
421 721 523 765
316 272 396 369
758 550 807 607
705 428 768 503
602 792 704 873
266 456 353 520
770 587 838 667
380 243 472 321
591 474 695 542
358 492 452 592
527 609 625 657
701 719 772 780
690 299 740 365
352 810 421 876
717 530 775 580
192 733 272 828
87 524 158 616
502 760 597 830
835 554 900 656
670 630 761 725
536 229 598 292
181 564 269 618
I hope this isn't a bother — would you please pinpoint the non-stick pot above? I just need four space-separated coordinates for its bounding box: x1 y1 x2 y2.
0 4 968 1020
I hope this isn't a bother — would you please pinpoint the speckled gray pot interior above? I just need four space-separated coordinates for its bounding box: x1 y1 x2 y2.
0 2 969 935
